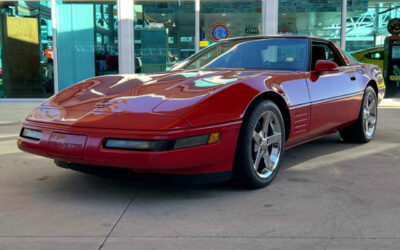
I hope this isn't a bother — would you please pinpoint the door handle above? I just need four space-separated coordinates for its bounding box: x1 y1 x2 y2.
349 75 356 81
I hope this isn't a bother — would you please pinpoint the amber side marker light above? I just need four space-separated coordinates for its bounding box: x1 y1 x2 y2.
208 132 221 144
173 132 221 150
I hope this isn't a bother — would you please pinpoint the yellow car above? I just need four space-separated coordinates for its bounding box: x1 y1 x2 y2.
352 47 385 88
351 47 384 73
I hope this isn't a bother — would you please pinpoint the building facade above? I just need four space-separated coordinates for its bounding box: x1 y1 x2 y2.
0 0 399 99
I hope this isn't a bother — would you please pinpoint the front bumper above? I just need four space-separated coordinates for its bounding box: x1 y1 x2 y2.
17 120 241 175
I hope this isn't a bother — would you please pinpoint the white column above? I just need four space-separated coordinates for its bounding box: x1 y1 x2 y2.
262 0 278 35
51 0 59 93
117 0 135 74
195 0 200 52
340 0 347 49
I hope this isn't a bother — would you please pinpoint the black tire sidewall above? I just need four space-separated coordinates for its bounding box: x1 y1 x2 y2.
234 100 285 188
361 86 378 142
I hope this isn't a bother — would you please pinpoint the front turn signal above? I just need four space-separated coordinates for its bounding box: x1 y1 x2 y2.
208 132 221 144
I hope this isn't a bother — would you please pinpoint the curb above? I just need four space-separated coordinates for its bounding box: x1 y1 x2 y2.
382 99 400 103
0 122 21 126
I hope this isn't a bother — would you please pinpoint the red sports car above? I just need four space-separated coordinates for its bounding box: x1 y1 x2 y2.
18 36 385 188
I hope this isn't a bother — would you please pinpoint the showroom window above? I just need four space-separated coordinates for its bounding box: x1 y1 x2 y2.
200 0 262 43
278 0 344 45
0 1 53 98
133 0 195 73
56 0 117 91
345 1 400 52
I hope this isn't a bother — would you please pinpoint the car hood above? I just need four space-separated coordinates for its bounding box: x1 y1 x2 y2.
27 69 263 130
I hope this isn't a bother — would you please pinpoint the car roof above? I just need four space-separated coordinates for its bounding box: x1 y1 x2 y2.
351 46 384 54
219 35 332 43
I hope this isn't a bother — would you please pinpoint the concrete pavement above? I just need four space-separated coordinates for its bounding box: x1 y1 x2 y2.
0 100 400 249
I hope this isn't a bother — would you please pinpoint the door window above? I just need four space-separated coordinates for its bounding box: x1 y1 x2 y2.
311 42 344 70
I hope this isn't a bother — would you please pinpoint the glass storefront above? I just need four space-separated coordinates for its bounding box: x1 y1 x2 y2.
56 1 117 91
278 0 400 51
131 0 261 74
346 1 400 52
94 3 118 76
0 1 53 98
278 0 346 45
200 0 262 43
133 0 195 73
0 0 399 98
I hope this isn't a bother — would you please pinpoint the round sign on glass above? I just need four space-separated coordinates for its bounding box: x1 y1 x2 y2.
388 18 400 35
211 23 229 41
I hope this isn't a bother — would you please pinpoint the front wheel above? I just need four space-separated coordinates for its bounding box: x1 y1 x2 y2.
233 100 285 189
339 86 378 143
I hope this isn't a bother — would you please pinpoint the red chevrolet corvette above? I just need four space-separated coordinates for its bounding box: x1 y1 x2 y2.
18 36 385 188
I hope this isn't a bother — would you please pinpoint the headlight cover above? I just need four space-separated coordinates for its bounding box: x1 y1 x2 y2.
20 128 43 140
104 139 170 151
104 133 221 151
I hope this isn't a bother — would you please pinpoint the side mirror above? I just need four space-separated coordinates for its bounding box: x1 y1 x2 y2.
314 60 339 72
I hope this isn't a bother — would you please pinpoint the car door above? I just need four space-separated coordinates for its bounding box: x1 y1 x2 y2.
306 41 364 137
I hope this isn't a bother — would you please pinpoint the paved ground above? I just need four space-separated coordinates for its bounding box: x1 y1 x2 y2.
0 101 400 250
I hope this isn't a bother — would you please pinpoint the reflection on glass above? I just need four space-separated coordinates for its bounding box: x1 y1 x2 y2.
278 1 342 44
0 0 53 98
56 1 117 91
200 0 262 43
278 0 400 52
94 3 118 76
346 2 400 52
134 0 195 73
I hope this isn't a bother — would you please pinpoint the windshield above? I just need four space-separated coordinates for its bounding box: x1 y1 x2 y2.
180 38 309 71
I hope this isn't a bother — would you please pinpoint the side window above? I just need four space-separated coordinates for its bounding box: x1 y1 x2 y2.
365 51 383 60
327 44 345 66
311 42 344 70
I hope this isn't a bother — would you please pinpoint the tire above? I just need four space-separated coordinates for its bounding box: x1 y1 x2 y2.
233 99 285 189
339 86 378 143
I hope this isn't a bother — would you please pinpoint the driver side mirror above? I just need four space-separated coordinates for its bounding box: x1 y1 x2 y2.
314 60 339 72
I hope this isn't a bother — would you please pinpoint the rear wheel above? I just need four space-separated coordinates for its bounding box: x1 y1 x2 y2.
339 86 377 143
233 100 285 189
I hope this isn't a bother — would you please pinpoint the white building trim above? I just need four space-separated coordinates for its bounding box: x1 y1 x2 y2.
195 0 200 52
262 0 279 35
51 0 59 93
117 0 135 74
340 0 347 49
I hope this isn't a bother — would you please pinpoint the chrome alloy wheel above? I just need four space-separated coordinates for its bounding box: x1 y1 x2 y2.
252 111 282 179
363 91 377 138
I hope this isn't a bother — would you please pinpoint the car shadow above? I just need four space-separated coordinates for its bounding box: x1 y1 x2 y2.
45 133 367 195
281 133 364 170
19 126 394 206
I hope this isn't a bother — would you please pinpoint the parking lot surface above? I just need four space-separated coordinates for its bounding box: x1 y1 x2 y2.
0 101 400 250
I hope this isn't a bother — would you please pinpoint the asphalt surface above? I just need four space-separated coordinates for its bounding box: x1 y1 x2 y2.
0 101 400 250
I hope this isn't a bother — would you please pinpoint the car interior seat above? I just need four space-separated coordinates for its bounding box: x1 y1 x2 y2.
311 46 326 70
